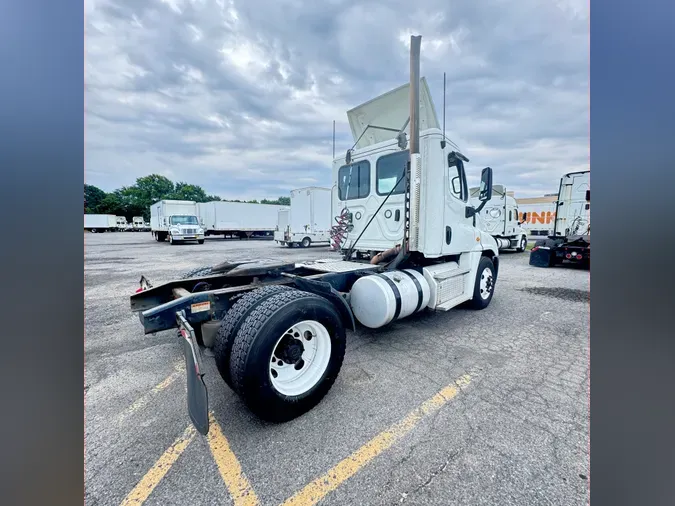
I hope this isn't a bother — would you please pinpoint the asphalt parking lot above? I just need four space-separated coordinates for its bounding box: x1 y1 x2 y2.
85 232 590 506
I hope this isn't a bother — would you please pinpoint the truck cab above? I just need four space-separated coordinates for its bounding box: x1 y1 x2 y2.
166 215 204 245
132 216 145 231
332 78 498 261
470 185 528 252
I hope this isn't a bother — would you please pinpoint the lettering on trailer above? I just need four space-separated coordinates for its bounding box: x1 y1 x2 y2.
518 211 556 225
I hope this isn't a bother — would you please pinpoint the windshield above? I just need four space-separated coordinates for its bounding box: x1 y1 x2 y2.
170 215 198 225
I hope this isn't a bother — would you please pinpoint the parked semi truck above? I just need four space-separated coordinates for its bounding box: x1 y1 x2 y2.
529 170 590 268
84 214 117 233
115 216 130 231
470 185 528 252
150 200 204 245
196 201 286 239
275 187 332 248
130 35 500 435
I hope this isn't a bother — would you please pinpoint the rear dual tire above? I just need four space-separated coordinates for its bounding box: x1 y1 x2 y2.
216 288 346 422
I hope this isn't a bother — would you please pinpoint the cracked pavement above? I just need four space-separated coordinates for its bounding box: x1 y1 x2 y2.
85 233 589 506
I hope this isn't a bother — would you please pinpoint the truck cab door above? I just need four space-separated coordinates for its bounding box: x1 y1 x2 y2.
442 157 477 254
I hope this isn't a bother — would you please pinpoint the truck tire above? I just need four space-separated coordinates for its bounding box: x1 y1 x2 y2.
214 285 293 389
229 289 346 422
467 256 496 310
517 235 527 252
180 266 213 279
198 239 205 244
301 237 311 248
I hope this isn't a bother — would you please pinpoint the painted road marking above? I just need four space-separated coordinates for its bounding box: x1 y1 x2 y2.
118 363 185 422
281 374 472 506
207 412 260 506
119 425 196 506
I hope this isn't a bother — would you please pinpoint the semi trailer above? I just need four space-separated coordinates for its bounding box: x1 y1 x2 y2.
150 200 205 245
84 214 117 233
196 201 287 239
275 187 332 248
129 35 500 436
470 185 528 252
529 170 590 268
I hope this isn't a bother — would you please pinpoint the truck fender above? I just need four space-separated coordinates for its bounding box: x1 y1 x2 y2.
292 277 356 332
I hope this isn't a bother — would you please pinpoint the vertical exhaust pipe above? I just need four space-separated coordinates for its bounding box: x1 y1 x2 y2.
389 34 422 269
409 35 421 155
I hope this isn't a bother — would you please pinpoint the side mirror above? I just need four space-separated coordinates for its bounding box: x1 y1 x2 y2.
478 167 493 202
520 212 528 224
397 132 408 150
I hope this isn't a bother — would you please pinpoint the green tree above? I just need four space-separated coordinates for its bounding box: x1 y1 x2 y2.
135 175 175 205
84 184 107 213
170 182 209 202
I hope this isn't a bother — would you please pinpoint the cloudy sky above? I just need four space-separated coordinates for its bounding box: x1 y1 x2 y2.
85 0 589 200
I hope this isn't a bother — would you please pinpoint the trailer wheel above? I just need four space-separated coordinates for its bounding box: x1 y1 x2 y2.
214 285 293 389
198 239 205 244
517 235 527 252
301 237 311 248
467 256 496 310
229 289 346 422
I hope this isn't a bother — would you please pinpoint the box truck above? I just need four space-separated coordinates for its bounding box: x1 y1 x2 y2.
150 200 204 245
84 214 117 233
470 185 528 252
530 170 590 268
275 187 332 248
274 209 290 242
130 36 501 436
196 201 287 239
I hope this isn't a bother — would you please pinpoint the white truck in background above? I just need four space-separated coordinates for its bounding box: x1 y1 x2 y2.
530 170 590 268
470 185 528 252
150 200 205 245
274 208 290 241
516 196 558 236
275 187 332 248
84 214 117 233
196 201 287 239
116 216 130 231
132 217 148 231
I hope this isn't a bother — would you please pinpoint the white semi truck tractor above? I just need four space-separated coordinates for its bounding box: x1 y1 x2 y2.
130 35 500 435
530 170 590 268
470 185 529 252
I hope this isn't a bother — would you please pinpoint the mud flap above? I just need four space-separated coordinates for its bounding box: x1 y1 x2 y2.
176 311 209 435
529 247 554 268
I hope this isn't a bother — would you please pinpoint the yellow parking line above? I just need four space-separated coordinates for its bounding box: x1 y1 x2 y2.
119 425 196 506
207 412 260 506
281 374 472 506
119 363 185 421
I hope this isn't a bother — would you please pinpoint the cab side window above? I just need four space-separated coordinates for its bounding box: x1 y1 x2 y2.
447 161 468 202
338 161 371 200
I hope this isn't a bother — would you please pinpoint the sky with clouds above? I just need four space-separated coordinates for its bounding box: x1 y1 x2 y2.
85 0 589 200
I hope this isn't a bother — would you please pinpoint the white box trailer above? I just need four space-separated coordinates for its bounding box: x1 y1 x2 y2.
84 214 117 233
150 200 204 245
515 195 558 236
196 201 287 239
276 187 332 248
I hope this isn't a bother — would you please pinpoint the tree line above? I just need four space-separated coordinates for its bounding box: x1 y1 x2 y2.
84 174 291 221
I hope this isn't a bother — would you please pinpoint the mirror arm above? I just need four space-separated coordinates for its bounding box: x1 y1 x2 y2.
474 200 488 214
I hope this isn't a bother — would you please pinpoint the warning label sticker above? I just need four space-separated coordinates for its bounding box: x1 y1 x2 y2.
191 301 211 313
